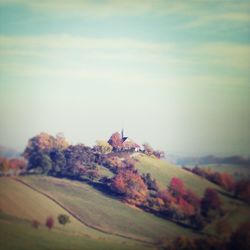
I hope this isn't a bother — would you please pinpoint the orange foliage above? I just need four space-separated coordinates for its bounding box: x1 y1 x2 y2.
111 169 148 205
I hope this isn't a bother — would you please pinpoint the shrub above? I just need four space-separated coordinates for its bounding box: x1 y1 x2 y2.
58 214 70 226
46 216 54 230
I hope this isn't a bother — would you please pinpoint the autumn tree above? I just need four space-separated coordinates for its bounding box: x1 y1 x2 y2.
169 177 186 199
108 132 123 150
95 140 112 154
142 143 154 156
46 216 54 230
23 132 68 159
0 157 9 174
111 169 148 205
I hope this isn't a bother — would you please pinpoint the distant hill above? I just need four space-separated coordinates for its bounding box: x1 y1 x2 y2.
0 146 20 158
170 155 250 166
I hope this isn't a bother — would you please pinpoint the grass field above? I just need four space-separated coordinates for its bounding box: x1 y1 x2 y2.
22 176 196 242
134 154 223 196
0 213 151 250
0 177 153 250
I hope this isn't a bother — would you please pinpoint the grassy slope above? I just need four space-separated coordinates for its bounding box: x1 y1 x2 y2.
0 214 149 250
0 177 151 250
134 154 223 196
23 176 196 243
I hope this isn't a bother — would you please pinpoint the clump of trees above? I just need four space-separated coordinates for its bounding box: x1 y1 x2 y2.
0 157 27 175
183 166 235 192
111 169 148 205
142 143 165 159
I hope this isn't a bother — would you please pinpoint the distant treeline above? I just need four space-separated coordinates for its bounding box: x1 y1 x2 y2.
176 155 250 166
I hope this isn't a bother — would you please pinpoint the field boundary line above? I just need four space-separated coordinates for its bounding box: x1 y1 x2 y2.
11 177 154 246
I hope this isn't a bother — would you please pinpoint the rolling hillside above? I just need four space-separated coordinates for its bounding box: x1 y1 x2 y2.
0 154 249 249
134 154 224 195
0 177 152 250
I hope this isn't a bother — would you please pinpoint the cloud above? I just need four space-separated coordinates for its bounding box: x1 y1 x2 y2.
0 35 174 51
1 0 250 22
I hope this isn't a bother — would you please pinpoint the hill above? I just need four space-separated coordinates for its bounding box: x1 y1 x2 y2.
0 177 153 250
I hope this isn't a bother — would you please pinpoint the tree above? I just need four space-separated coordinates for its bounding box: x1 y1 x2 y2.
57 214 70 226
28 151 52 174
111 169 148 205
49 148 66 176
142 173 159 191
46 216 54 230
95 140 112 154
23 132 68 159
142 143 154 156
0 157 9 174
169 177 186 198
108 132 123 150
201 188 222 218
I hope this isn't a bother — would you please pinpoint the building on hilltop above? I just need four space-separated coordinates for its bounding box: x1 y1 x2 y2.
120 129 141 152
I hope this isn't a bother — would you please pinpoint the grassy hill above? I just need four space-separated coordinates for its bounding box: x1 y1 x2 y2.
22 176 196 242
0 177 152 250
0 154 249 249
134 154 223 196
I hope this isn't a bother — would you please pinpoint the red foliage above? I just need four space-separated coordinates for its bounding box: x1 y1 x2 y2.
187 166 235 192
220 173 235 192
169 177 186 198
111 169 148 205
46 216 54 230
108 132 123 150
184 189 201 210
158 189 175 204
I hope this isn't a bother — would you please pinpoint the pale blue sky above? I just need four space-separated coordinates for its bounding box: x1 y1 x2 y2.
0 0 250 156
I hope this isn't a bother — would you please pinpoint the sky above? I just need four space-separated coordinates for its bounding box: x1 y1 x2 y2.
0 0 250 156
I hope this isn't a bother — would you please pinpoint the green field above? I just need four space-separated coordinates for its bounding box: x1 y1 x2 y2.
134 154 223 196
0 177 152 250
22 176 196 242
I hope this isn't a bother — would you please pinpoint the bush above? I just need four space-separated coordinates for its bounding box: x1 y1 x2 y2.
46 216 54 229
58 214 70 226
